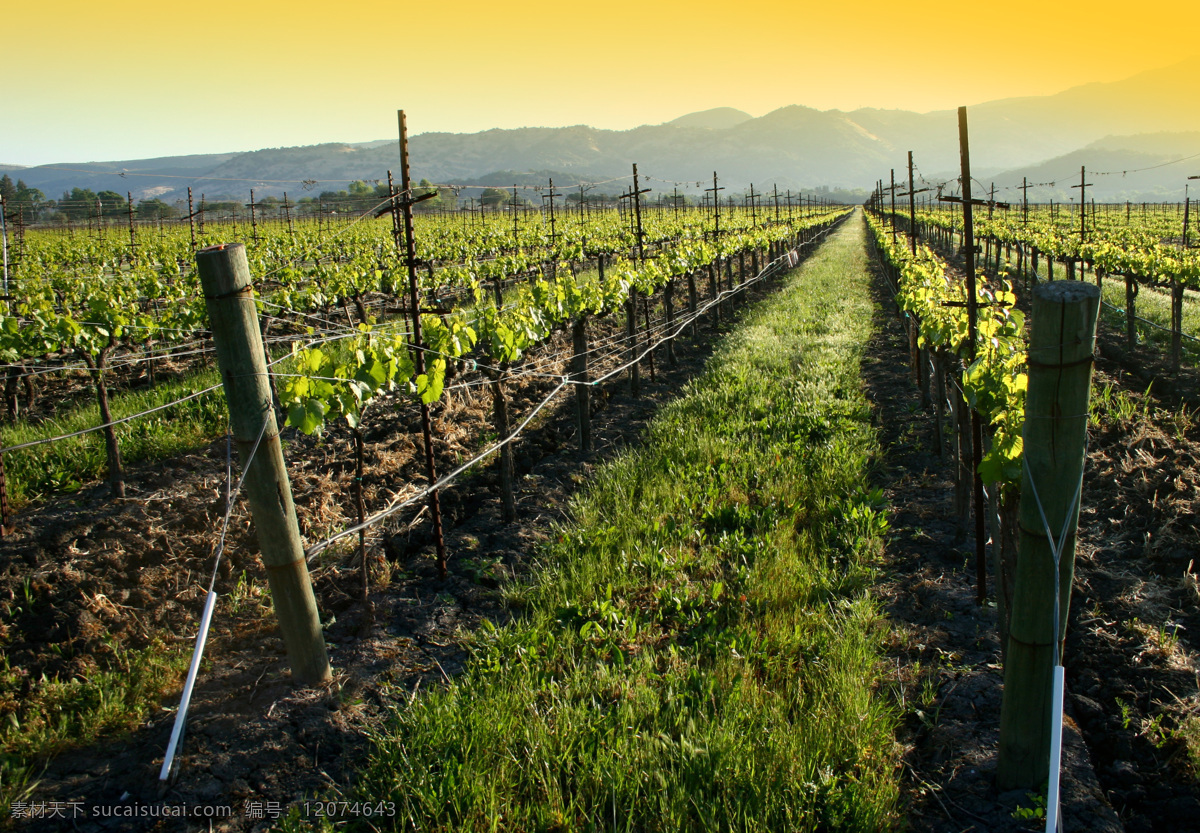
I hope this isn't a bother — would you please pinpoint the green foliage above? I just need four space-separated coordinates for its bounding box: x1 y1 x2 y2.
867 213 1027 489
280 316 479 435
0 640 189 817
136 198 179 220
479 187 510 207
281 328 411 434
4 201 847 507
1011 792 1046 821
353 218 899 831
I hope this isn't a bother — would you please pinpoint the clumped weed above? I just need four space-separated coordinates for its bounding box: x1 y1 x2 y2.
0 639 187 816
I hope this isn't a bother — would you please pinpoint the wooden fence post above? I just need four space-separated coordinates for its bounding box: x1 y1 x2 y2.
0 436 10 535
997 279 1099 790
396 113 449 578
957 106 989 606
126 192 137 264
687 270 699 338
664 278 677 366
487 365 517 522
933 350 946 461
571 318 591 453
708 261 720 327
196 243 331 686
626 287 640 397
1171 278 1184 373
187 188 197 250
1 194 8 297
1125 275 1138 350
953 371 972 537
642 293 656 382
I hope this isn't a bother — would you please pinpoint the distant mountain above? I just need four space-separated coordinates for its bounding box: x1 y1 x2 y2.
667 108 754 130
948 63 1200 171
844 62 1200 177
2 153 242 201
6 61 1200 207
981 132 1200 202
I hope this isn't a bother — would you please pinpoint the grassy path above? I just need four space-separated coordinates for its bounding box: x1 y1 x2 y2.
348 215 899 832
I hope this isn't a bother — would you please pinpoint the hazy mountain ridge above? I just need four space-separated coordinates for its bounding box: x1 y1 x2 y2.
979 132 1200 202
666 108 754 129
6 62 1200 205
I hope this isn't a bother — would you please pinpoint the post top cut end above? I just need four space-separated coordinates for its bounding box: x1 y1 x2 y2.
1034 280 1100 303
197 242 244 256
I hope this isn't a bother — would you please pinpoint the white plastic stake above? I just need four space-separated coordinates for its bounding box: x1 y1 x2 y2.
159 590 218 781
1046 663 1066 833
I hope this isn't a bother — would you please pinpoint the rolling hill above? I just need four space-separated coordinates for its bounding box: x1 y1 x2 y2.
5 61 1200 206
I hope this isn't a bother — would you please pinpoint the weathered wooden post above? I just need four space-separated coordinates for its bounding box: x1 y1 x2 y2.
187 188 197 250
126 192 137 263
487 365 517 522
957 105 988 604
708 261 720 328
687 269 699 338
571 318 591 454
396 112 449 578
0 437 10 535
997 280 1100 791
196 243 331 686
663 277 677 366
1 194 9 297
626 288 640 397
1125 275 1138 350
933 350 946 461
642 293 656 382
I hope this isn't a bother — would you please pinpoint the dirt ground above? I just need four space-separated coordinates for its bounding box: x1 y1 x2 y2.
12 217 1197 833
872 236 1200 832
1 223 843 832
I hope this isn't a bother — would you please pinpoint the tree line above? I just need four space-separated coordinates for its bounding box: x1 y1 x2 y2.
1 174 728 227
1 176 165 224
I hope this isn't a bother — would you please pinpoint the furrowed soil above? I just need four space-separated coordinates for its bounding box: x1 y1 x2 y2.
880 226 1200 832
3 222 847 831
10 212 1196 832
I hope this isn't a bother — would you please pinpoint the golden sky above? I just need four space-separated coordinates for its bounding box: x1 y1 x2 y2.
4 0 1197 165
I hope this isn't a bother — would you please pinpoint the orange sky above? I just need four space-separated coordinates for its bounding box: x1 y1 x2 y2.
4 0 1198 165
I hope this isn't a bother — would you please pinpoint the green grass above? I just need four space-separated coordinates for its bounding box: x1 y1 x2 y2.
0 638 189 818
1 369 227 506
0 322 385 507
1097 279 1200 361
347 214 900 831
1168 711 1200 777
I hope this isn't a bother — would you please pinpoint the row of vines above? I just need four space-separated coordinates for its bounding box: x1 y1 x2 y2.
1 187 848 565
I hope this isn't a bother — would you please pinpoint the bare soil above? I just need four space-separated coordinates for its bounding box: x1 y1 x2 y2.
19 219 1196 833
2 228 841 833
873 235 1200 832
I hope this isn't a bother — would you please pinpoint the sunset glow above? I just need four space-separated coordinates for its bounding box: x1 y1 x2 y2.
4 0 1197 165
